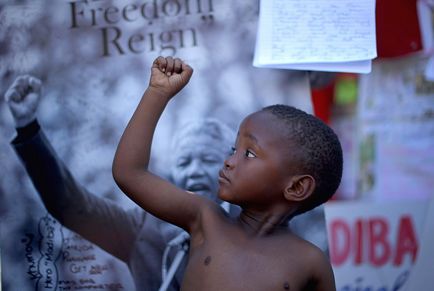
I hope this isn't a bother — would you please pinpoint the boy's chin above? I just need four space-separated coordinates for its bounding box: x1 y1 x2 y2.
217 191 232 204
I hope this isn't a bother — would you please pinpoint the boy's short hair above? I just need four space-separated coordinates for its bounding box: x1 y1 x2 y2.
261 104 343 215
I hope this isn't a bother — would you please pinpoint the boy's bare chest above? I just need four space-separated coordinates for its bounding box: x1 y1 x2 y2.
182 232 309 291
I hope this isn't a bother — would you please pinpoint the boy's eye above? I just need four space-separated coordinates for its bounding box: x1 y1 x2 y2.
245 150 256 158
230 147 236 155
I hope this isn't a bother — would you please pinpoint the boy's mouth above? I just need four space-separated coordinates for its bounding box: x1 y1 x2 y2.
218 170 230 184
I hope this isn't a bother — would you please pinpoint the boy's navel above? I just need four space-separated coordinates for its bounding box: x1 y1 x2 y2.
283 282 290 290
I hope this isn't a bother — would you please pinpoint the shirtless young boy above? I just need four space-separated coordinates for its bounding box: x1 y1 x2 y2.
113 56 343 291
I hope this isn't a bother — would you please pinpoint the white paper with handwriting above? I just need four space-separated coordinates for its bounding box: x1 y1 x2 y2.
253 0 377 73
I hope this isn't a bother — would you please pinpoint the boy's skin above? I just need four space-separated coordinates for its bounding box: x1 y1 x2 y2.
113 56 337 290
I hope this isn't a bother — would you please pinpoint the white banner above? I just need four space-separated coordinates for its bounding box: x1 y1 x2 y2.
325 200 432 291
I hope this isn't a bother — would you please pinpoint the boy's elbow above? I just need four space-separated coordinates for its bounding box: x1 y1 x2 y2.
112 159 127 187
112 158 147 190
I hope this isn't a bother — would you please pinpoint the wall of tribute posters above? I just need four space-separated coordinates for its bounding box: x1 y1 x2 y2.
357 55 434 201
0 1 317 290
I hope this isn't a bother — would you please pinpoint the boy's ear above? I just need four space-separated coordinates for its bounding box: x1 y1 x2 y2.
283 175 315 202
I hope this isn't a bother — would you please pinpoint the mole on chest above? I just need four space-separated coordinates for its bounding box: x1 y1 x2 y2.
203 255 211 266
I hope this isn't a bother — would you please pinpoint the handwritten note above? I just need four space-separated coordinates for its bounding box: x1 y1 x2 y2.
253 0 377 73
19 216 132 290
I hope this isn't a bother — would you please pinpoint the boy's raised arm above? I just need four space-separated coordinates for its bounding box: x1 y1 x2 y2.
113 56 199 232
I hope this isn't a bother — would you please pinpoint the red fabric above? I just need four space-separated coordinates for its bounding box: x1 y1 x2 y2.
376 0 423 58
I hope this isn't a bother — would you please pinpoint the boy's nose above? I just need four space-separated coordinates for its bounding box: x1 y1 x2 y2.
224 156 234 169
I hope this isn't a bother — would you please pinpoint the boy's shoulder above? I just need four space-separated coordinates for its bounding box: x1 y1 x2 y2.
271 232 335 287
286 232 331 269
247 232 335 290
293 233 336 289
274 230 328 263
262 231 335 290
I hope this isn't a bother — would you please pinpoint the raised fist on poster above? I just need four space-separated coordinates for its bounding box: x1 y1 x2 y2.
4 75 42 127
149 56 193 100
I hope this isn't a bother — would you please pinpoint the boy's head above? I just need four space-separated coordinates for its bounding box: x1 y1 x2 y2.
218 104 342 216
261 104 343 215
170 118 235 203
